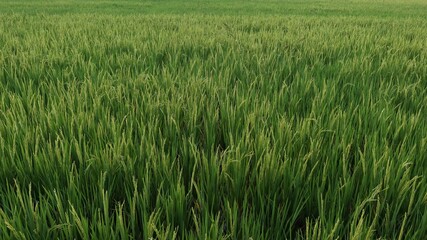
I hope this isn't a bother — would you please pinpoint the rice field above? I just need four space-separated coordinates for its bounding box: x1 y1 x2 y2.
1 0 427 239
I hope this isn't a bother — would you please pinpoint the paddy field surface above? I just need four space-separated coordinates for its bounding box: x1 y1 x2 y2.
0 0 427 239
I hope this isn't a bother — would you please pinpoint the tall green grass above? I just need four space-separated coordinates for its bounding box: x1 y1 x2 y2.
1 9 427 240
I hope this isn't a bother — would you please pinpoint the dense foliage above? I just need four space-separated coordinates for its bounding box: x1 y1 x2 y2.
1 1 427 239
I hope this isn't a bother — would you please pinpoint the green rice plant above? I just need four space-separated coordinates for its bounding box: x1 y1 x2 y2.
1 1 427 239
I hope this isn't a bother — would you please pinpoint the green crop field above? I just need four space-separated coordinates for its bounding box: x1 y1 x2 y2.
1 0 427 239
